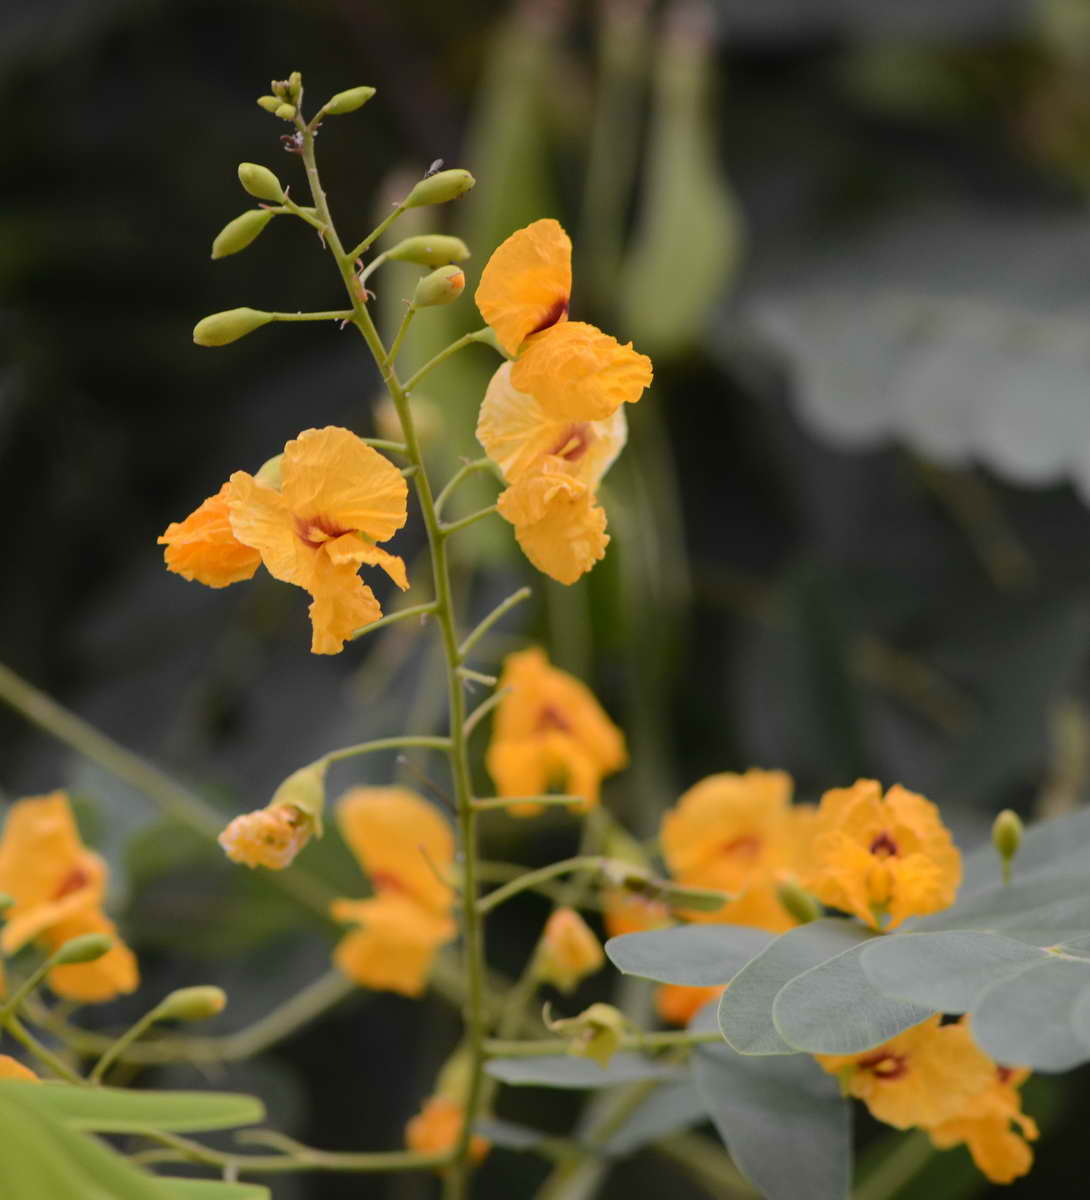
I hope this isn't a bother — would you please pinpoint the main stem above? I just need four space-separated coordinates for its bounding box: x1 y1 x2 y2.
298 123 485 1197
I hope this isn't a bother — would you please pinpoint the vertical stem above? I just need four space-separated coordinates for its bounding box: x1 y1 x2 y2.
297 122 485 1198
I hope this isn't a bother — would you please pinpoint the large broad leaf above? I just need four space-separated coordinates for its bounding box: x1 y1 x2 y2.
485 1053 681 1089
718 918 870 1054
605 925 773 986
959 807 1090 897
601 1080 710 1157
691 1007 850 1200
908 873 1090 938
972 958 1090 1071
157 1185 270 1200
31 1084 264 1134
771 942 931 1054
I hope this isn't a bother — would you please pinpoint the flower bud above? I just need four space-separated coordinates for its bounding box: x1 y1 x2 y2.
255 454 284 489
155 985 227 1023
323 86 376 115
287 71 302 97
270 760 328 836
274 103 296 121
50 932 114 966
405 169 475 208
993 809 1024 881
211 210 274 260
238 163 285 203
535 908 604 992
413 265 465 308
546 1002 627 1068
776 879 822 926
193 308 272 347
256 95 281 113
386 234 470 268
661 882 734 913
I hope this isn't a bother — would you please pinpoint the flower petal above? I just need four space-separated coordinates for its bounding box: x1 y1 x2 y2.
44 909 139 1004
331 893 456 996
226 471 310 587
158 482 261 587
324 534 409 590
306 557 383 654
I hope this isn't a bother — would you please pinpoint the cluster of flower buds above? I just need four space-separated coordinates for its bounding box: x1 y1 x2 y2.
257 71 303 121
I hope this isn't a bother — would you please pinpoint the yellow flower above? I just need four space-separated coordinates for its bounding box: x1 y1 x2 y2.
0 792 139 1004
218 806 312 870
656 983 724 1028
0 1056 37 1081
536 907 605 992
601 889 670 940
157 481 261 587
928 1062 1038 1185
486 647 627 815
801 779 961 930
817 1015 995 1130
161 427 409 655
475 219 652 422
660 769 815 933
405 1095 490 1163
330 788 457 997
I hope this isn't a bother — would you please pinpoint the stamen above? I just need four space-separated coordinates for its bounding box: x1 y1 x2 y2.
527 296 569 337
869 832 899 858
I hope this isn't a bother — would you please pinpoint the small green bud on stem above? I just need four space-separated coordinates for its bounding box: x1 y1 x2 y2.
257 95 281 113
776 879 822 925
413 265 466 308
50 932 114 966
387 234 470 268
546 1003 628 1068
270 760 328 836
323 86 376 116
993 809 1024 884
193 308 272 347
155 985 228 1023
274 103 296 121
238 163 285 203
255 454 284 489
405 169 475 208
212 210 274 260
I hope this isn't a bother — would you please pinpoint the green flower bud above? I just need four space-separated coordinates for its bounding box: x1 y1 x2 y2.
405 169 475 209
661 882 733 912
776 879 822 926
50 932 114 966
211 210 274 260
0 892 13 914
546 1003 628 1068
238 163 285 203
275 103 296 121
193 308 273 347
270 759 328 837
155 986 227 1023
993 809 1024 882
413 265 466 308
386 234 470 269
323 86 376 115
255 453 283 489
256 95 281 113
288 71 302 97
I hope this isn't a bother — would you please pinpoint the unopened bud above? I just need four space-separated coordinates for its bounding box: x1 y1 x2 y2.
0 893 13 914
405 169 475 209
155 985 227 1023
237 163 285 203
270 760 328 836
386 234 470 268
50 932 113 966
546 1002 627 1068
212 210 274 260
662 882 733 913
193 308 272 347
255 454 283 489
535 908 605 992
323 86 376 115
414 265 465 308
776 879 822 926
287 71 302 96
256 95 281 113
274 103 296 121
993 809 1023 881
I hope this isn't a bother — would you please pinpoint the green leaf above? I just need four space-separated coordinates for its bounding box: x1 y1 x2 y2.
605 925 773 986
156 1182 271 1200
908 873 1090 938
860 931 1056 1011
484 1053 681 1089
718 918 870 1054
771 942 931 1054
601 1079 709 1157
972 958 1090 1071
690 1012 851 1200
29 1085 265 1133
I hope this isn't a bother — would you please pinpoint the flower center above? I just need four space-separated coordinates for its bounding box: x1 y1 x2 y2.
527 296 569 337
718 835 762 863
996 1065 1014 1084
371 870 406 895
858 1051 908 1081
295 514 349 548
869 831 899 859
550 423 593 464
53 866 92 900
536 704 572 733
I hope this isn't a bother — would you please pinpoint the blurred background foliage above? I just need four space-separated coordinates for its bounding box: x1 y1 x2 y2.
3 0 1090 1195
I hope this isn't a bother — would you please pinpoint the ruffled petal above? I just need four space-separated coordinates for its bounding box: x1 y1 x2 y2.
512 321 652 422
324 533 409 590
331 893 456 996
475 219 572 356
306 556 383 654
226 471 312 588
158 482 261 587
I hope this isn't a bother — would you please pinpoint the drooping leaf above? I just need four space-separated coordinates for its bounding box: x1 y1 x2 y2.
601 1080 710 1157
485 1053 681 1089
718 918 871 1054
30 1084 264 1134
771 942 931 1054
605 924 773 986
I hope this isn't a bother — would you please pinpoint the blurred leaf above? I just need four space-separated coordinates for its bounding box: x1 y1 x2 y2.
909 872 1090 936
771 942 931 1054
485 1053 682 1089
972 958 1090 1070
156 1183 270 1200
960 805 1090 896
32 1085 264 1134
691 1010 851 1200
718 918 870 1054
620 6 743 359
605 925 773 986
601 1079 710 1157
474 1116 553 1151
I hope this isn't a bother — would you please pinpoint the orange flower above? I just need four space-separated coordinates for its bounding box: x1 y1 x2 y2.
218 806 312 870
656 983 724 1027
660 770 815 933
0 1056 37 1081
0 793 139 1004
157 481 261 587
476 220 651 422
486 647 627 815
161 427 409 654
536 907 605 992
602 890 670 940
928 1062 1038 1185
330 788 457 997
817 1015 995 1130
801 780 961 930
405 1095 490 1164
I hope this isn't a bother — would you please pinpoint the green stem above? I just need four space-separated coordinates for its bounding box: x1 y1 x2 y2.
297 119 489 1199
268 310 353 323
403 329 491 393
90 1007 164 1084
2 1014 84 1084
458 586 532 659
349 601 437 640
322 734 451 765
358 250 389 284
440 505 498 537
360 437 409 455
462 687 510 739
457 666 497 687
434 458 495 519
387 304 417 364
470 793 583 812
477 856 603 915
484 1029 722 1058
